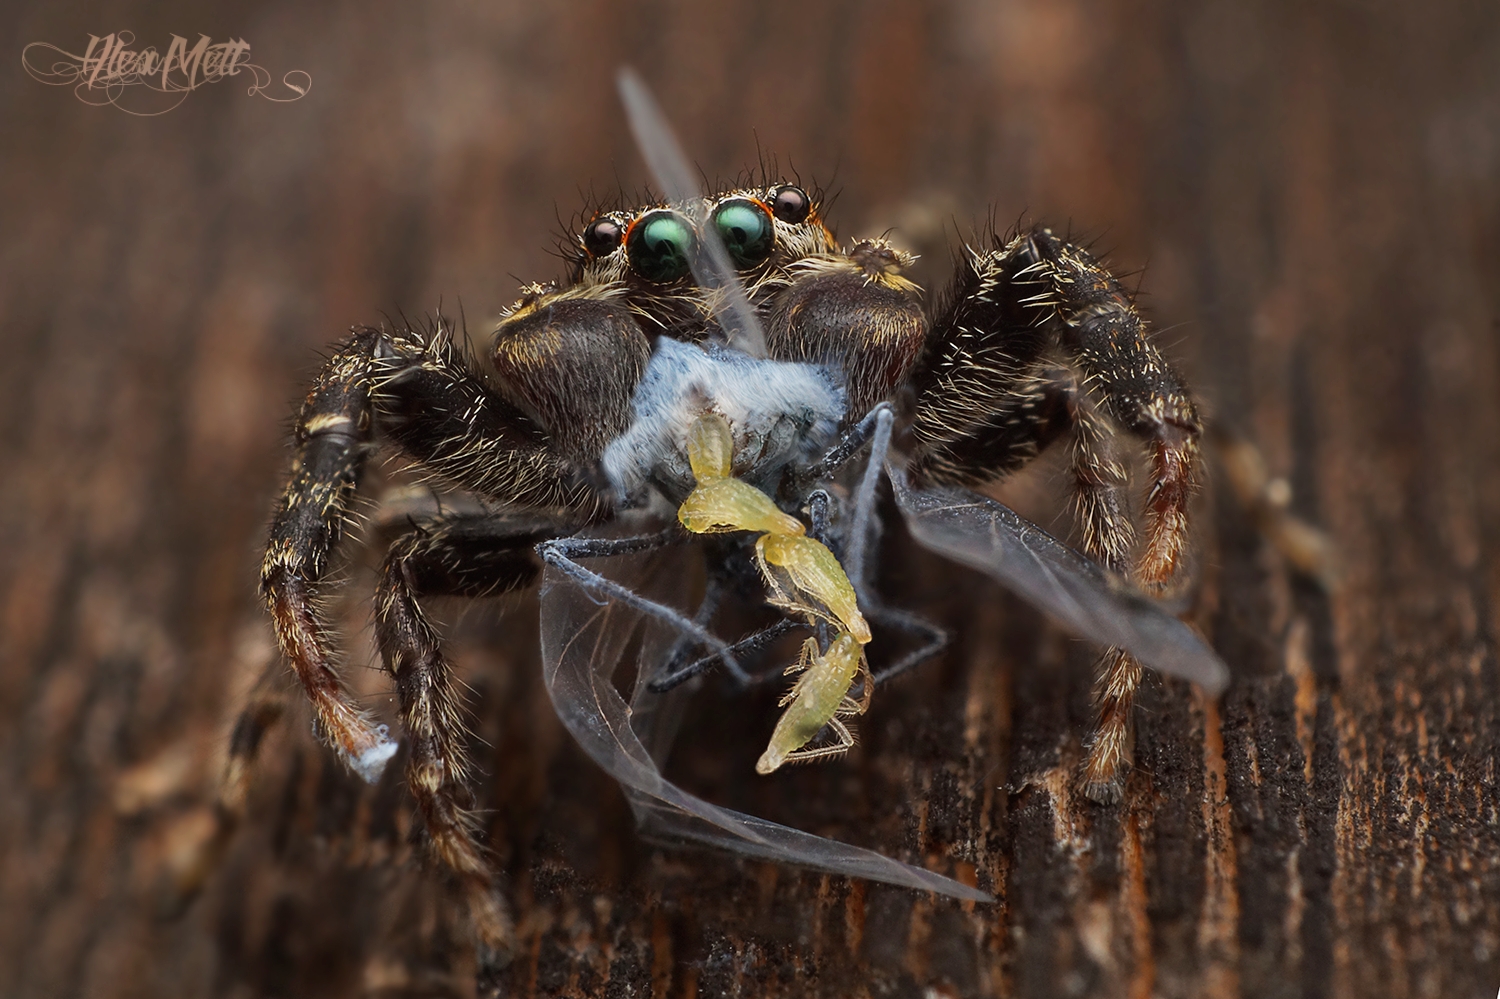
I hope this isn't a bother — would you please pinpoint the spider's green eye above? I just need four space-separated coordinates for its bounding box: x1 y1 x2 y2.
711 198 775 268
627 210 696 283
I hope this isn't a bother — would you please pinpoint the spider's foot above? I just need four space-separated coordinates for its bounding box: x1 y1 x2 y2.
346 724 399 783
1080 723 1131 805
1081 773 1126 806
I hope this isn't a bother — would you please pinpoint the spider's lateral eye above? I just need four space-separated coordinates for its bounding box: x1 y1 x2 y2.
582 216 624 257
711 198 775 268
770 185 811 224
626 210 697 283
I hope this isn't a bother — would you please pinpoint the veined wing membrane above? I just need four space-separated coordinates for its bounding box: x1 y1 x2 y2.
538 533 990 901
890 467 1229 694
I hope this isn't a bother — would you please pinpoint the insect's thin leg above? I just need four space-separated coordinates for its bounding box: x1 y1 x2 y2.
648 617 805 693
655 570 727 682
799 488 835 648
868 602 952 685
537 533 747 684
374 516 554 965
782 718 857 765
805 489 832 544
791 402 895 490
845 405 894 593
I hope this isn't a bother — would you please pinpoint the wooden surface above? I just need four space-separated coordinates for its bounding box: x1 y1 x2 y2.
3 1 1499 996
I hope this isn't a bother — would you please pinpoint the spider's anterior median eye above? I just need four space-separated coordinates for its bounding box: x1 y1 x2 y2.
711 198 775 268
770 185 812 224
582 216 624 257
626 210 697 282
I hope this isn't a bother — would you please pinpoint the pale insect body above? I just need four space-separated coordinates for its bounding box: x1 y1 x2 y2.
757 632 869 775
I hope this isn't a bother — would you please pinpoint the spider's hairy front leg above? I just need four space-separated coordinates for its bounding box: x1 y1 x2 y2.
260 323 603 782
374 515 555 966
1027 229 1204 802
261 332 398 779
1030 229 1202 591
909 226 1204 802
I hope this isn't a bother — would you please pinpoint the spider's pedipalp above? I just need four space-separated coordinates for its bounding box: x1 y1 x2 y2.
765 240 926 420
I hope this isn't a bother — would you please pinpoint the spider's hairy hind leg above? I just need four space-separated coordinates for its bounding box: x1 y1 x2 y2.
261 331 397 778
1070 392 1136 574
219 662 286 833
374 515 555 965
156 655 286 912
1081 647 1142 804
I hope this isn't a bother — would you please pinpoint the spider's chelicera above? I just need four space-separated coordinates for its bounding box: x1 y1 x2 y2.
255 171 1223 962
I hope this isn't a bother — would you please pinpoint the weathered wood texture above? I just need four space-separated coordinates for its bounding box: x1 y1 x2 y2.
3 1 1498 996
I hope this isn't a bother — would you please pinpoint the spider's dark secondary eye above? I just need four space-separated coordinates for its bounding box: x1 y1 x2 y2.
770 185 811 224
711 198 775 268
626 210 697 283
582 216 623 257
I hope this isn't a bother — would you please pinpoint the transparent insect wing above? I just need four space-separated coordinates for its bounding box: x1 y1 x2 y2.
889 467 1230 695
617 67 769 357
537 533 990 902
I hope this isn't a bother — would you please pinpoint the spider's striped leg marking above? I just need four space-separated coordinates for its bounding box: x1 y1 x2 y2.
374 516 555 963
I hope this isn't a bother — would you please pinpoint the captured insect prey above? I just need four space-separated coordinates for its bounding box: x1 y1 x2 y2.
247 67 1228 965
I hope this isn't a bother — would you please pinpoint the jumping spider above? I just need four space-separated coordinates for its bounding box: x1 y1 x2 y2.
254 92 1223 965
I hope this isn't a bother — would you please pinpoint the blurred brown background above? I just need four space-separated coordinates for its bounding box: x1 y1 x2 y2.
3 1 1499 997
